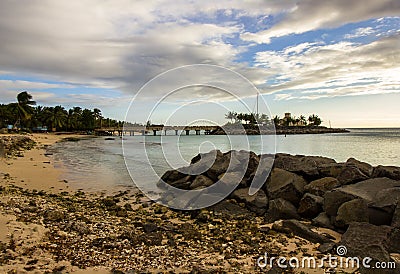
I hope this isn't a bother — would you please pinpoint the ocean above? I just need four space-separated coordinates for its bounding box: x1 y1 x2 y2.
48 128 400 192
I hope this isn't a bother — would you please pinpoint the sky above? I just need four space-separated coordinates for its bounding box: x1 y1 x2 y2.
0 0 399 128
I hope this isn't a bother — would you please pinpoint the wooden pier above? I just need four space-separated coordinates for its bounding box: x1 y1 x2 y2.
94 125 221 136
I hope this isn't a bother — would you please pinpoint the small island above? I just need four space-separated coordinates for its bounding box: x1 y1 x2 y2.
211 111 349 135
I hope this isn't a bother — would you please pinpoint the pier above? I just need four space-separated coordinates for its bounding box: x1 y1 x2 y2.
94 125 221 136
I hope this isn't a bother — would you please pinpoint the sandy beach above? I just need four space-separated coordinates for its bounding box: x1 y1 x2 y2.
1 134 399 273
0 133 83 193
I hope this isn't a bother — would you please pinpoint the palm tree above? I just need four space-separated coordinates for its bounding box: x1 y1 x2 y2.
93 108 103 128
308 114 322 126
273 115 281 126
299 115 307 126
43 106 68 131
225 111 237 124
15 91 36 128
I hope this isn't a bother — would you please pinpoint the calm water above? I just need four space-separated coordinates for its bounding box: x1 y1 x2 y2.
48 128 400 192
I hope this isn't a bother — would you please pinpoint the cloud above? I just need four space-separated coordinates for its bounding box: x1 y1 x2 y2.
241 0 400 43
344 27 376 39
255 34 400 99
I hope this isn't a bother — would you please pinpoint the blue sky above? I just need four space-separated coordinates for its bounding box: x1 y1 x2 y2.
0 1 399 127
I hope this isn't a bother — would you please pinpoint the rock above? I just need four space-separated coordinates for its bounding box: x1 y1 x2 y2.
0 128 8 134
389 228 400 253
169 175 192 190
168 191 202 209
392 204 400 228
44 210 65 222
346 157 374 177
209 200 254 219
280 219 333 243
266 198 300 222
190 175 214 189
160 169 188 184
231 188 268 215
274 153 336 179
340 222 393 263
304 177 340 196
318 242 336 253
318 163 346 178
372 165 400 180
312 212 334 229
217 172 246 190
265 168 307 206
297 193 324 218
143 223 158 233
336 165 369 185
324 178 400 217
335 199 369 228
369 187 400 226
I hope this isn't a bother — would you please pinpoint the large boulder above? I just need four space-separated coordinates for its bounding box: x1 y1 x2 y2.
318 163 369 185
336 165 369 185
324 178 400 218
304 177 341 196
266 198 300 222
297 193 324 218
340 222 394 265
346 157 374 177
190 175 214 189
274 154 336 179
372 165 400 180
312 212 334 229
335 199 369 228
159 169 188 186
231 188 268 215
209 200 254 220
369 188 400 225
265 168 307 206
392 204 400 228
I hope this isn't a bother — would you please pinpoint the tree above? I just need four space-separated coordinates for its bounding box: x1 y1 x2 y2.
273 115 281 126
299 115 307 126
225 111 237 123
15 91 36 128
308 114 322 126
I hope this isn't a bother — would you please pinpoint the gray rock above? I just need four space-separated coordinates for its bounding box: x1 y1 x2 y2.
312 212 334 229
160 169 188 184
369 187 400 226
190 175 214 189
335 199 369 228
324 178 400 217
167 175 192 190
297 193 324 218
274 153 336 179
340 222 393 263
209 200 254 219
266 198 300 222
231 188 268 215
280 219 333 243
304 177 341 196
392 204 400 228
372 165 400 180
266 168 307 206
346 157 374 177
336 165 369 185
318 163 346 178
318 242 336 253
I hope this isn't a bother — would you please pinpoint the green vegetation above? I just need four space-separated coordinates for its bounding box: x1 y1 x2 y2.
225 111 322 127
0 91 125 132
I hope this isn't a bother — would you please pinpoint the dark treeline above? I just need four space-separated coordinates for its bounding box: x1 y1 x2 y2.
0 91 127 132
225 111 322 127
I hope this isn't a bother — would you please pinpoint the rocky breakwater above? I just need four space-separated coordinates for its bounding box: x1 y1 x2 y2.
161 150 400 272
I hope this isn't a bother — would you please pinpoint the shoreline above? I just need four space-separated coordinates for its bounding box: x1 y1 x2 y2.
1 134 399 273
211 125 350 135
0 133 87 193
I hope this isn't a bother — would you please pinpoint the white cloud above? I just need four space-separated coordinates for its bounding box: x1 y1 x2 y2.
344 27 376 39
241 0 400 44
254 34 400 99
